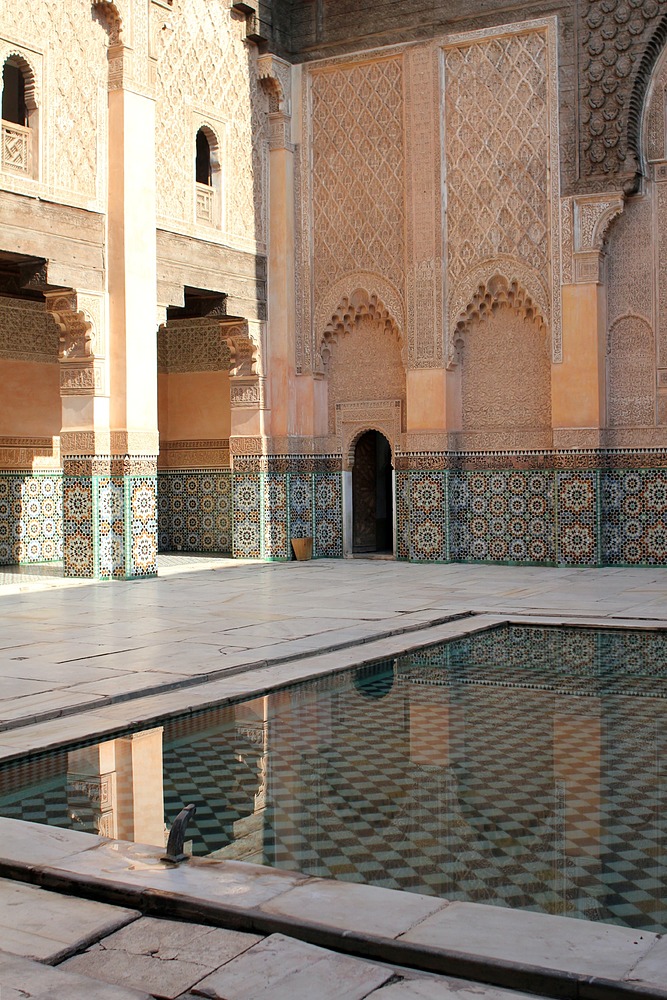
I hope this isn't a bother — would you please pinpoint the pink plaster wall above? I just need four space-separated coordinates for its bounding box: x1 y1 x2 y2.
0 359 61 436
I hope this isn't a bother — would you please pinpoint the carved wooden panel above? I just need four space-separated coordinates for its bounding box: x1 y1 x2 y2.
0 297 59 363
352 430 377 552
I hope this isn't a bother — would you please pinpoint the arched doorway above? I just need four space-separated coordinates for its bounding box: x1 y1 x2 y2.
352 430 393 554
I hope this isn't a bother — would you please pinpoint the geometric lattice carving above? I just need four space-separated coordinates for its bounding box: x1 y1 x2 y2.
444 23 561 362
153 0 266 244
309 57 405 338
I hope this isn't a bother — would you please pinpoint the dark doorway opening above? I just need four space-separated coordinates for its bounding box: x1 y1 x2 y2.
352 430 393 554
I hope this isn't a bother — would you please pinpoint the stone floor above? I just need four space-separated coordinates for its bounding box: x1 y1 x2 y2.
1 555 667 998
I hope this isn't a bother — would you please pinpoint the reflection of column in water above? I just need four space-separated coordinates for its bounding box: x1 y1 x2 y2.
66 741 117 838
552 778 566 915
115 729 165 848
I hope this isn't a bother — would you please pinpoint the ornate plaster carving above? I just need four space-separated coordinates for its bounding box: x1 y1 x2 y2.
158 318 230 373
318 286 403 374
225 320 265 408
299 55 405 374
0 297 59 364
338 400 401 471
607 314 656 427
92 0 124 45
258 54 291 115
152 0 266 247
404 43 443 368
314 273 405 373
574 195 625 253
443 19 562 362
447 262 549 368
579 0 667 185
44 291 96 360
564 193 626 285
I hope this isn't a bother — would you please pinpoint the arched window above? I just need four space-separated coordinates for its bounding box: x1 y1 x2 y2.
2 61 27 126
1 56 37 177
195 125 220 225
196 128 212 186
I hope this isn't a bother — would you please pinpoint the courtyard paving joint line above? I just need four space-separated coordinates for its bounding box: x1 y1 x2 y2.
0 611 477 735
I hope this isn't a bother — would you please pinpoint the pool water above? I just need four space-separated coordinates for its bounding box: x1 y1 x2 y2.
1 624 666 932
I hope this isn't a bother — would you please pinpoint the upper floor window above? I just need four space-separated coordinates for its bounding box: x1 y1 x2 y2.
195 125 220 226
196 128 212 187
1 56 37 178
2 61 27 126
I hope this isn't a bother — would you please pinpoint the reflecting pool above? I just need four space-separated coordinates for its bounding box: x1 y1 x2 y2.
1 624 666 931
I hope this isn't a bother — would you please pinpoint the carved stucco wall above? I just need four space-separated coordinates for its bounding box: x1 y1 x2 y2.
0 298 59 364
607 316 655 426
601 34 667 432
152 0 266 249
299 54 406 374
157 318 231 374
325 315 406 439
443 21 561 364
604 192 659 429
0 0 108 207
460 305 552 445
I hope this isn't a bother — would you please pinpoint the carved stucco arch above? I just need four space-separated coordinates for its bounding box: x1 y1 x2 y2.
92 0 124 44
343 425 396 473
315 273 405 374
1 49 40 110
448 263 550 369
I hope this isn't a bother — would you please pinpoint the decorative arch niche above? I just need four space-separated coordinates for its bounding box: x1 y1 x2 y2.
452 272 552 447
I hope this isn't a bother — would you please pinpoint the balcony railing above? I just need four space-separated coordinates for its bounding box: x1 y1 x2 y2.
196 182 214 224
2 120 31 175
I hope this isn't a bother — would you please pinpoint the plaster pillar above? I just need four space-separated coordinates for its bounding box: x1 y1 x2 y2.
115 729 165 848
552 195 624 444
53 10 159 579
258 55 296 442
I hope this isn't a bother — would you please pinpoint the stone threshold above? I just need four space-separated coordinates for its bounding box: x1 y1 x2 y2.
0 820 665 1000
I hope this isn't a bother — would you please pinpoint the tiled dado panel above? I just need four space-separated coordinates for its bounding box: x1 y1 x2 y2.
396 469 448 562
64 475 158 579
601 468 667 566
158 471 233 556
450 469 557 565
397 465 667 568
0 473 63 565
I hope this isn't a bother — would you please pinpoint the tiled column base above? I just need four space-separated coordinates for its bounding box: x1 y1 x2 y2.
63 456 158 579
0 472 64 565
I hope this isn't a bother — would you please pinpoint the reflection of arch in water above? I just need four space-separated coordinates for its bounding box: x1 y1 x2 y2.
352 658 395 699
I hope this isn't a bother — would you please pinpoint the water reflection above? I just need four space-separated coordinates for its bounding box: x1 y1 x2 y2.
1 625 666 932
